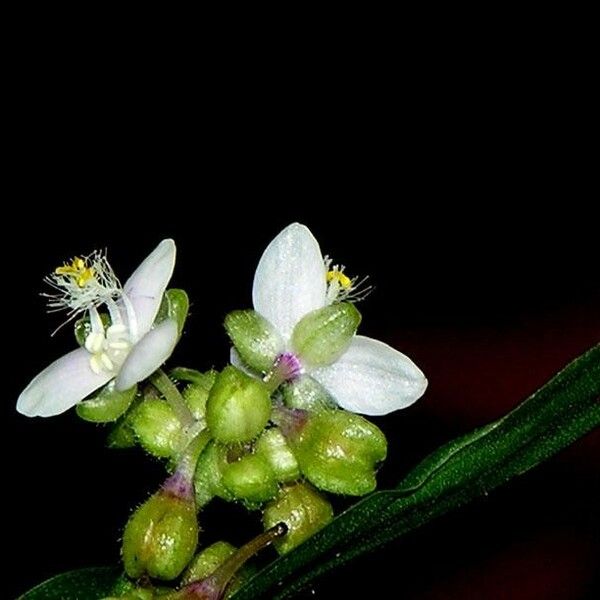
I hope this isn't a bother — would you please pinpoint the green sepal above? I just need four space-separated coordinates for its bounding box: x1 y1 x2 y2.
291 303 361 367
281 376 337 412
170 367 216 386
224 310 283 374
76 382 137 423
155 288 189 335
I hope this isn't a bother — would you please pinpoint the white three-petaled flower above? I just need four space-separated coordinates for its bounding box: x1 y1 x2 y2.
17 240 178 417
240 223 427 416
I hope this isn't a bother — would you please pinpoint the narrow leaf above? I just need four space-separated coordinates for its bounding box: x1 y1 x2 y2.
20 566 122 600
233 344 600 599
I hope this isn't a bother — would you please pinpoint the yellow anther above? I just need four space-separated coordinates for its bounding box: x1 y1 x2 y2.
55 257 95 287
77 268 95 287
327 270 352 289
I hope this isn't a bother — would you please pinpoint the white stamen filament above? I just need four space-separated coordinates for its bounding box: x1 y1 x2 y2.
105 298 123 326
121 293 139 342
84 306 133 375
323 256 372 305
85 332 104 354
43 250 122 321
43 252 139 375
100 353 114 371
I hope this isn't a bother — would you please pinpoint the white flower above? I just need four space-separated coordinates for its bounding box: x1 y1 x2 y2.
17 240 178 417
237 223 427 416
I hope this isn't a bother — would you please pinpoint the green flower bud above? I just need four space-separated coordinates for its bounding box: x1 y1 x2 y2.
193 441 233 508
107 415 137 449
255 428 300 483
131 397 184 459
181 540 255 598
281 376 337 412
291 411 387 496
222 454 278 504
291 303 361 367
263 483 333 554
122 488 198 580
76 381 137 423
105 577 164 599
181 541 236 585
176 525 286 599
206 366 271 444
182 370 217 420
106 397 142 449
155 288 190 335
224 310 283 373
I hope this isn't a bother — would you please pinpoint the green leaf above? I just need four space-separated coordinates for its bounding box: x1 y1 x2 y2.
20 566 122 599
233 344 600 599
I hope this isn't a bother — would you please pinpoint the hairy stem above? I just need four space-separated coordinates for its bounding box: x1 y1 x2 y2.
151 368 195 428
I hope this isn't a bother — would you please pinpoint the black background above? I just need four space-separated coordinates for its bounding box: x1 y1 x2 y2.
4 50 599 599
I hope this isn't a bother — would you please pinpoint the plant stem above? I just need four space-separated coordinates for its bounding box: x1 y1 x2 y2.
151 368 195 428
165 523 288 599
162 429 211 500
178 429 212 483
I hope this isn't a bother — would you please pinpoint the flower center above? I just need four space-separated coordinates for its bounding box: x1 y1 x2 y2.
85 322 133 375
263 352 304 390
324 256 372 305
326 269 352 289
55 257 96 287
45 250 138 374
44 251 122 321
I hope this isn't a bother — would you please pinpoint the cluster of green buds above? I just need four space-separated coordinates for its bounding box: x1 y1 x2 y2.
104 298 387 592
17 224 427 598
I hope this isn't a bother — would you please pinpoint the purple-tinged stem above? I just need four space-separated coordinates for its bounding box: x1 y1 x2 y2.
162 429 211 500
171 523 288 600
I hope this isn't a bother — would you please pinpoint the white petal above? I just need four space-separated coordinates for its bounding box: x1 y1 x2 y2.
17 348 112 417
252 223 326 341
312 335 427 416
123 239 176 340
115 319 178 391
